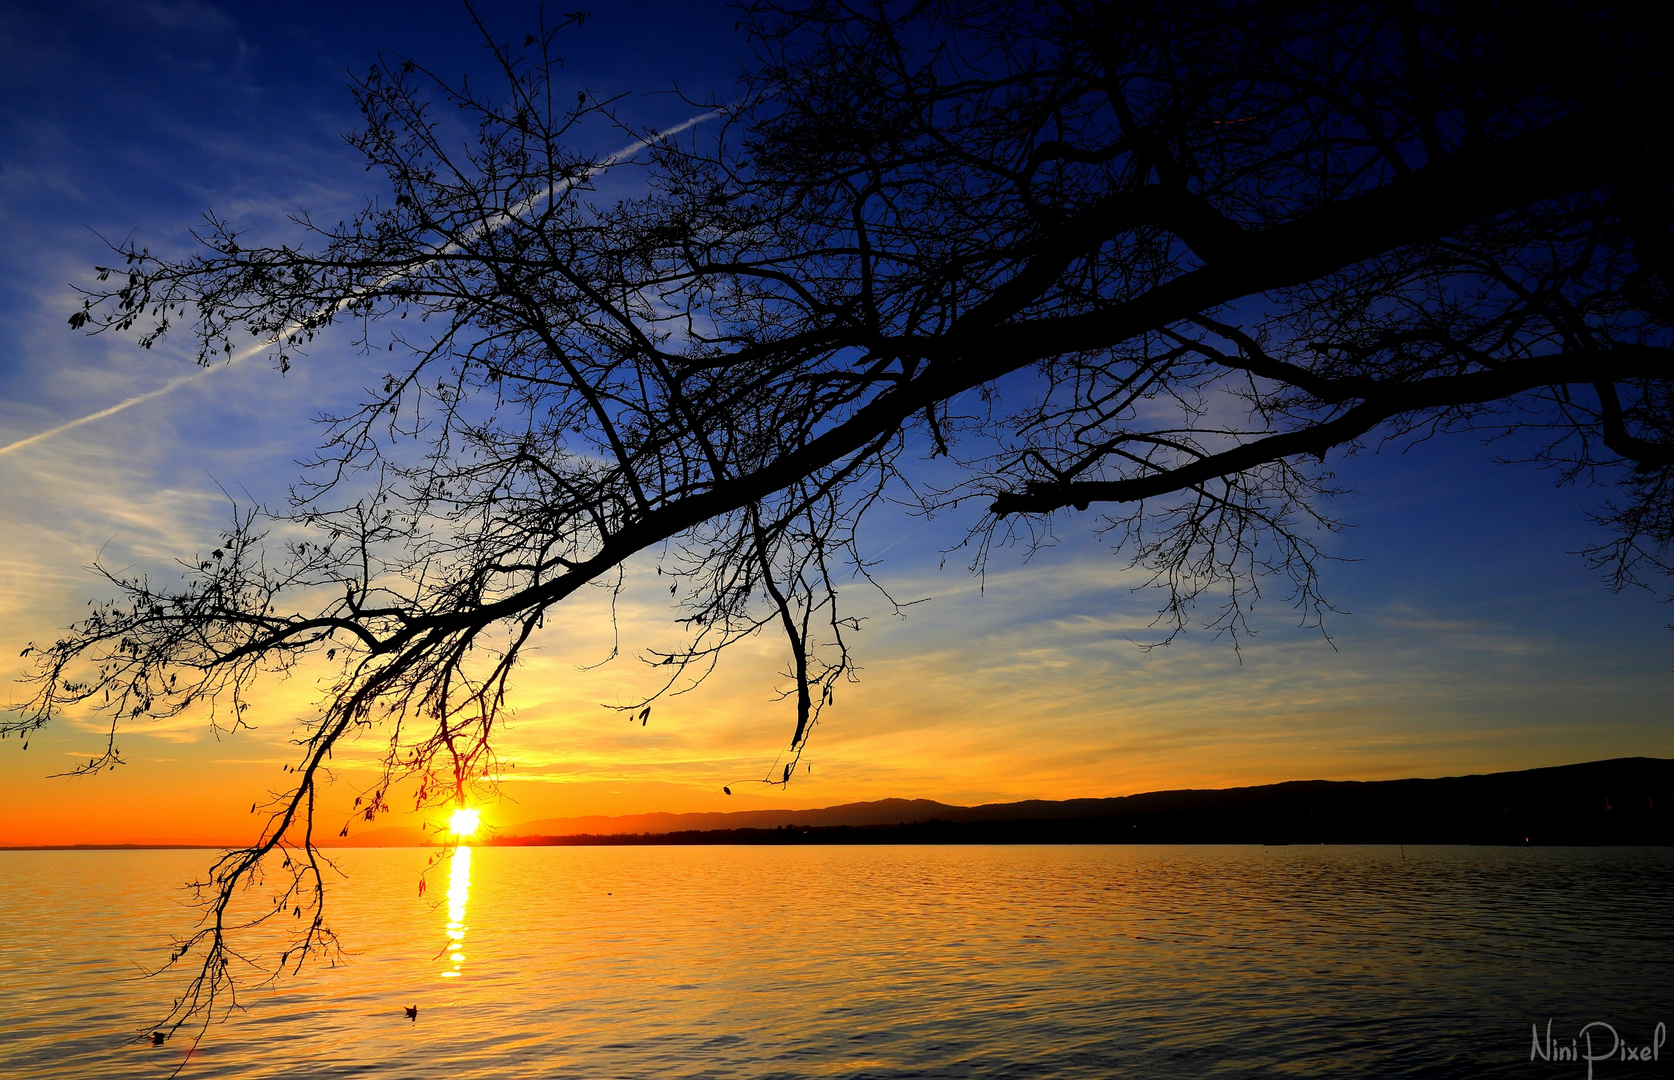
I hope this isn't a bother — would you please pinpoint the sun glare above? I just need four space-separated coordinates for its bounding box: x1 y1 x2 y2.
448 808 480 836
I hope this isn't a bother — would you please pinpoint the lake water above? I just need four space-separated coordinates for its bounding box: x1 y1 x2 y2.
1 845 1670 1078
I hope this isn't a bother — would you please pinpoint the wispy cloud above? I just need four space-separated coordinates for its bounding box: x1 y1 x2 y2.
0 110 724 461
0 365 226 457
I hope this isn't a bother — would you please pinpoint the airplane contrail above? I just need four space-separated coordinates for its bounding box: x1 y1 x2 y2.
0 109 724 460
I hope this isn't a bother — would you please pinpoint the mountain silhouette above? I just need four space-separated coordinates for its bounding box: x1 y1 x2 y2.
491 757 1674 847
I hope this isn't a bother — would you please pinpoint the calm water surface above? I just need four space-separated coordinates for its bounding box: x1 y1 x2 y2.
1 845 1670 1078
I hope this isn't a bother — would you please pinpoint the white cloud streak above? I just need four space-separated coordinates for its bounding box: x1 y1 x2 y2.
0 109 724 460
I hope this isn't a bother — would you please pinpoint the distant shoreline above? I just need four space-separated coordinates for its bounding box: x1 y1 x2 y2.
0 843 233 851
6 839 1673 851
9 756 1670 850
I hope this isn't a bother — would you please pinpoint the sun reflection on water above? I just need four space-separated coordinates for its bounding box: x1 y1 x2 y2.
441 845 471 978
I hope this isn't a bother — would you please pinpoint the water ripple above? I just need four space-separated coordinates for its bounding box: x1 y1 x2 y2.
0 846 1669 1078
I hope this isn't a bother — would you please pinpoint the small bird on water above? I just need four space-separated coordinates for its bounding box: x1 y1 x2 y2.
404 1006 418 1022
151 1031 166 1045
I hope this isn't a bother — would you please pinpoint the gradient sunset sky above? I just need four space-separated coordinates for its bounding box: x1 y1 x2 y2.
2 0 1670 847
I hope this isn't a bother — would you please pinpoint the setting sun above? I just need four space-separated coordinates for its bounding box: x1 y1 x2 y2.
448 808 480 836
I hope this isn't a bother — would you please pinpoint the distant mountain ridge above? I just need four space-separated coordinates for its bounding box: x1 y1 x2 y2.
506 797 969 838
22 757 1661 850
495 756 1674 847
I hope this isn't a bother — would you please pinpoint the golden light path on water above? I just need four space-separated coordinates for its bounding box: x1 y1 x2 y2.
442 845 471 979
441 807 479 979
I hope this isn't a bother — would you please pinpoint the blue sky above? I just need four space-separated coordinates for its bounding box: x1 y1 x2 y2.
1 0 1668 843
